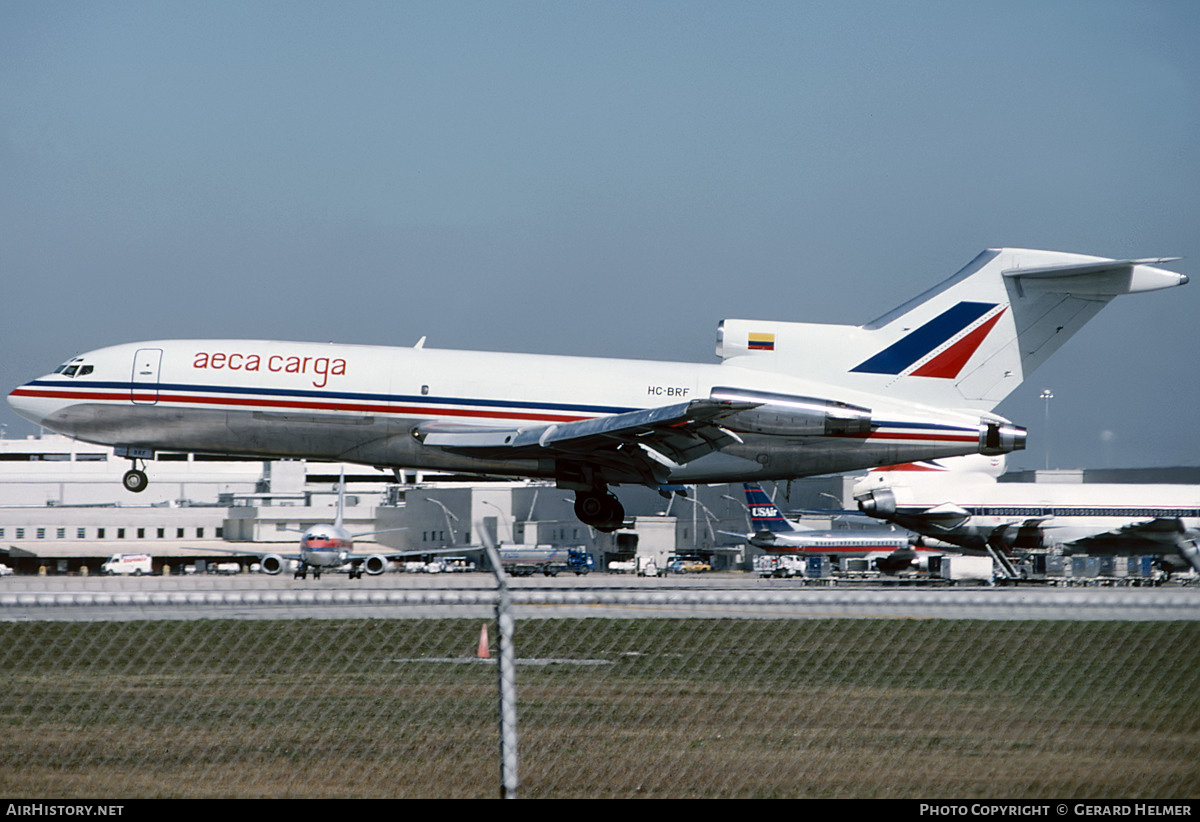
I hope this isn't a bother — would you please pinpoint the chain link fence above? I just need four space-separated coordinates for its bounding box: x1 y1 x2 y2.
1 589 1198 798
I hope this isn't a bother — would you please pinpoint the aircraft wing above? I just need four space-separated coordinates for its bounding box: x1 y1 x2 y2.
199 544 463 561
1067 518 1200 573
909 503 975 531
201 545 303 562
1067 518 1189 550
417 397 757 486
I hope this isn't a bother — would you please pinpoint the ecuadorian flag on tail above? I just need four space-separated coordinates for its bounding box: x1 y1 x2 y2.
748 332 775 351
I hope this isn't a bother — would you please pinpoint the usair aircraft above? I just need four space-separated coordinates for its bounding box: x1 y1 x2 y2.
731 483 936 573
853 455 1200 575
7 249 1187 531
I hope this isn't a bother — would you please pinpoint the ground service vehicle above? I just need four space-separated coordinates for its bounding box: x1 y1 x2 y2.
101 553 153 576
753 554 806 578
929 555 994 583
667 556 711 574
498 546 594 576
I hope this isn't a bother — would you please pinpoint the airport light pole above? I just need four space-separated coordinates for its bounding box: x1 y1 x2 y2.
480 499 514 543
425 498 459 545
1040 389 1054 470
681 495 718 548
721 494 752 531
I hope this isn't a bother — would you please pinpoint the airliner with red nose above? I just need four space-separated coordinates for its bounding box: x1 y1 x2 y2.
205 471 422 579
8 249 1186 531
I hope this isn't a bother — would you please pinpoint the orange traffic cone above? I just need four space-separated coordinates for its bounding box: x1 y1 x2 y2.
476 623 490 659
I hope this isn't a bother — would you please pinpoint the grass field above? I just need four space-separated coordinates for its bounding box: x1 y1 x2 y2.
0 618 1197 798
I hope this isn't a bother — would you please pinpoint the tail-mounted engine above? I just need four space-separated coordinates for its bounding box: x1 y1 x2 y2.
856 488 896 519
710 386 872 437
979 419 1026 455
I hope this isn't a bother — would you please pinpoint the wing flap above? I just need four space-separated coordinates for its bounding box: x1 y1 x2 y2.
417 397 758 484
1069 517 1185 550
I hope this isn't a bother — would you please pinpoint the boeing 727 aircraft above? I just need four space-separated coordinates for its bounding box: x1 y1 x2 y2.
853 457 1200 574
7 249 1187 531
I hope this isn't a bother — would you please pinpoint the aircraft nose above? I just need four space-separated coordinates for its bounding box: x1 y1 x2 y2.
7 384 48 426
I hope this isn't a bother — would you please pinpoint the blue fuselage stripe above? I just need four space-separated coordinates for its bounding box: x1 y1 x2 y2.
26 379 634 416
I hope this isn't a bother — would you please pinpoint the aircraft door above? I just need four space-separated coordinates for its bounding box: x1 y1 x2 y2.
131 348 163 405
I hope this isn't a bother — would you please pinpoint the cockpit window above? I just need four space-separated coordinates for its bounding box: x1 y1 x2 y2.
54 359 92 378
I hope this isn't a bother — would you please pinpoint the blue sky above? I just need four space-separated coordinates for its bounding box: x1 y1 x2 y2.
3 1 1198 471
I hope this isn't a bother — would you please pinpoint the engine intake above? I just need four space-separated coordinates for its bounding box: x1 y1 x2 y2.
857 488 896 519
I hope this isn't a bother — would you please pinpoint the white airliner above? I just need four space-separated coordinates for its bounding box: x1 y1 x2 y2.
732 483 935 573
7 249 1186 531
206 472 428 579
853 456 1200 574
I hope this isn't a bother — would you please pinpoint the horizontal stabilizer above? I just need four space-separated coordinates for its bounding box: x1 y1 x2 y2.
1002 257 1186 296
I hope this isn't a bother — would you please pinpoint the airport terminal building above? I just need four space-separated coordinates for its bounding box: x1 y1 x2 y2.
0 434 840 574
3 434 1196 577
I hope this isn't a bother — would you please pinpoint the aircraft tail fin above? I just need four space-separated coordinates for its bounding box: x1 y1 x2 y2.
870 454 1007 479
334 468 345 529
743 484 804 534
853 453 1003 510
717 249 1186 412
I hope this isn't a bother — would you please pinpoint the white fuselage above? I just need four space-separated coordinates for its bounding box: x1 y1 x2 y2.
751 529 915 556
8 338 1000 486
855 474 1200 554
299 523 354 569
13 249 1189 499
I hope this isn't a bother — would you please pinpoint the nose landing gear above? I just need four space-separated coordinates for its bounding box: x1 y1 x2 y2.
122 462 149 493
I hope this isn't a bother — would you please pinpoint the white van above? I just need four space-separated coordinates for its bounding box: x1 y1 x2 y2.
100 553 153 576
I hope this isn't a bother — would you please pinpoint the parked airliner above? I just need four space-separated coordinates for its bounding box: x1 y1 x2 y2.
8 249 1186 531
731 483 935 573
207 472 429 579
853 456 1200 574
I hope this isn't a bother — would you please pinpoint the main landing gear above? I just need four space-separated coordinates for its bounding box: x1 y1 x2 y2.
122 461 149 493
574 490 626 533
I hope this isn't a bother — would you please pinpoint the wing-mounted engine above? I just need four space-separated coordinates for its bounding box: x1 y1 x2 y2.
363 555 390 575
709 386 872 437
260 554 285 575
987 521 1047 552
